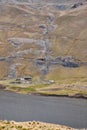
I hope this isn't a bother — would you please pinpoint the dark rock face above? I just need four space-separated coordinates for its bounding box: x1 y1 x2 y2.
36 58 46 65
71 2 83 9
62 56 79 68
39 24 46 29
36 56 79 77
54 56 79 68
62 61 79 68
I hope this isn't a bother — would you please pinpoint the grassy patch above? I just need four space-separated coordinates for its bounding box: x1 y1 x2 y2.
0 79 87 97
39 88 87 97
9 83 50 93
20 87 36 93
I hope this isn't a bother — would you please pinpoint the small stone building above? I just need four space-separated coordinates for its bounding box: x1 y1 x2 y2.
20 76 32 83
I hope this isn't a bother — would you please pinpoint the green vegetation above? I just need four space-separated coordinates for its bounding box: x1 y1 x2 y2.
0 79 87 98
39 88 87 97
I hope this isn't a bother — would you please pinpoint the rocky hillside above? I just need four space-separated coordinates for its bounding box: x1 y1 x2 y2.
0 0 87 84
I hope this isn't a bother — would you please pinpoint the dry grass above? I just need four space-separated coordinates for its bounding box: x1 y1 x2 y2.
0 120 75 130
0 3 87 93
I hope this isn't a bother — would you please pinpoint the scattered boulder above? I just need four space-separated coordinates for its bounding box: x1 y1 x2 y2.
39 24 46 29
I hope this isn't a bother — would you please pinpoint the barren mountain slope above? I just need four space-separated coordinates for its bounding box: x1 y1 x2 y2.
0 1 87 86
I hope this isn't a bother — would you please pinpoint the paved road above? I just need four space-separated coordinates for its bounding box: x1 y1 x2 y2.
0 90 87 128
